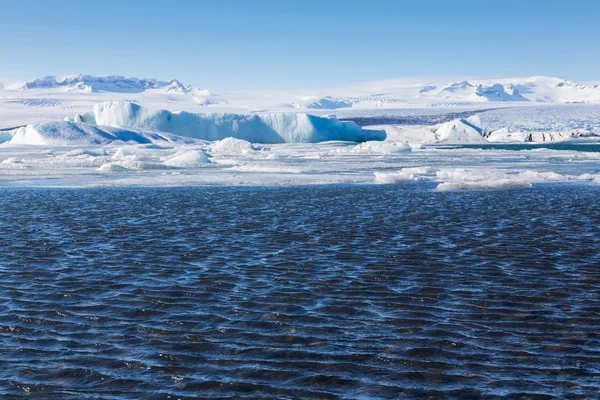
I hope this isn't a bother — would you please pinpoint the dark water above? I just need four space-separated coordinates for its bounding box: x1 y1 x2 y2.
1 185 599 399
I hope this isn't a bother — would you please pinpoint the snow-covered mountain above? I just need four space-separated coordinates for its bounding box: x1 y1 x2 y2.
7 74 600 106
433 81 528 102
430 76 600 104
267 76 599 110
12 74 199 94
299 76 600 108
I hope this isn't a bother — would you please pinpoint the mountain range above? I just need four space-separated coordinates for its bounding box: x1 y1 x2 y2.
4 74 600 112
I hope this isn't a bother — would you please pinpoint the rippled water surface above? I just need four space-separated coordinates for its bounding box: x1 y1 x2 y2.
1 185 600 399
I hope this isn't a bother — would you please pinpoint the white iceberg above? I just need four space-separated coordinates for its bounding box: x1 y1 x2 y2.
81 101 385 143
432 116 487 143
8 121 194 146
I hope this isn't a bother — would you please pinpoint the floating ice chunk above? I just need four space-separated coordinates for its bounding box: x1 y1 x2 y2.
374 166 437 184
433 116 487 143
97 160 171 171
515 170 567 182
436 180 532 191
1 157 25 164
353 140 411 154
89 101 385 143
109 145 179 169
574 173 600 182
434 168 571 191
97 163 130 172
63 148 107 157
163 150 211 167
408 142 425 149
209 137 257 155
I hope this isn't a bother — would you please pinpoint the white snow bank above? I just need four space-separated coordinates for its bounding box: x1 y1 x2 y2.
353 140 411 154
433 116 487 143
8 121 195 146
85 101 385 143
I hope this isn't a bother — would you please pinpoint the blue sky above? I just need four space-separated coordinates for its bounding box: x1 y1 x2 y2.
0 0 598 90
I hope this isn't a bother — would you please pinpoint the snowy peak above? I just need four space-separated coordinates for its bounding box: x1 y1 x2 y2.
14 74 201 94
408 76 600 104
510 76 600 103
443 81 474 91
475 84 527 101
433 81 527 102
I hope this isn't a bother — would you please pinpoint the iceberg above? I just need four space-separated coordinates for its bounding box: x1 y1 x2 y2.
0 130 14 144
432 116 487 143
80 101 385 143
8 121 194 146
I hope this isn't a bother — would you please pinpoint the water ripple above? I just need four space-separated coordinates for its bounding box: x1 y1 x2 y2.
0 184 599 399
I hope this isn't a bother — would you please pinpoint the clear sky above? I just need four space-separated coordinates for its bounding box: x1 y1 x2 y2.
0 0 598 90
